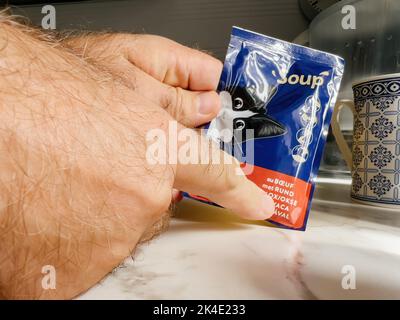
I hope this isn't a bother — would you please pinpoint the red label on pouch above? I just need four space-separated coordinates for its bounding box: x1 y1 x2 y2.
188 164 312 230
245 164 312 229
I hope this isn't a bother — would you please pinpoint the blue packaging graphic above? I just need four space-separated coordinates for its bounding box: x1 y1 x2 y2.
186 27 344 230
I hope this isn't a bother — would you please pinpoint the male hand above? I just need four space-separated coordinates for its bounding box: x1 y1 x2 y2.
65 33 224 203
0 24 274 299
65 33 222 127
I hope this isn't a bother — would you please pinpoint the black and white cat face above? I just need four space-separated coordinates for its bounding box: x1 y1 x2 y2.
228 86 266 113
207 86 286 144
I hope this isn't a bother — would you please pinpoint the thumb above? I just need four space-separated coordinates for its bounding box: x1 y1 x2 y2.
163 86 221 128
105 57 221 127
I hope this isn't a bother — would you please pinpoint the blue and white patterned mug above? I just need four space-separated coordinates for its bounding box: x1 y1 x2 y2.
332 73 400 208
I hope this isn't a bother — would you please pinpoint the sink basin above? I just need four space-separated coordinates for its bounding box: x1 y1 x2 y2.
80 177 400 299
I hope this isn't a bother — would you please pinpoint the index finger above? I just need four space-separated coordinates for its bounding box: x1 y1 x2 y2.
126 35 223 91
173 129 275 220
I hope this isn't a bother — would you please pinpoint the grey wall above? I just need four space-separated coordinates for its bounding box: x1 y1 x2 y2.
12 0 308 59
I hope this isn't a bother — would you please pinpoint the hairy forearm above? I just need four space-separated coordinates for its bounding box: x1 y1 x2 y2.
0 17 170 299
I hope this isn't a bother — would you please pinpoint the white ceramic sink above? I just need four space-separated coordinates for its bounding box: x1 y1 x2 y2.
80 177 400 299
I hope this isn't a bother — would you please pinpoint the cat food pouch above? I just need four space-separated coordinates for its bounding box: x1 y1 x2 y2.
186 27 344 230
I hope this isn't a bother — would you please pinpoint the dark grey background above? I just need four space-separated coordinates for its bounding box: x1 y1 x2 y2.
11 0 308 60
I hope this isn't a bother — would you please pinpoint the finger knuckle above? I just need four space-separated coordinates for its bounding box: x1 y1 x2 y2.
166 87 188 121
207 162 240 196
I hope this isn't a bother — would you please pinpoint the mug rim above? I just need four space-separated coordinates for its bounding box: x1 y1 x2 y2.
352 73 400 88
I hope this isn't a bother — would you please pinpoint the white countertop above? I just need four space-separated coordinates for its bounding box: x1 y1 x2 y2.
80 176 400 299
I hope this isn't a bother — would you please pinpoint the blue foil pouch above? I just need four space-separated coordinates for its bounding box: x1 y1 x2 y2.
187 27 344 230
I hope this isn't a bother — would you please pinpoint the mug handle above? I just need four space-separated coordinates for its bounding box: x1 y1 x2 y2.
331 100 355 169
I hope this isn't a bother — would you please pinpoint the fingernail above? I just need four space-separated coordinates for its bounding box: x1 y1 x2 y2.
197 92 219 115
259 194 275 219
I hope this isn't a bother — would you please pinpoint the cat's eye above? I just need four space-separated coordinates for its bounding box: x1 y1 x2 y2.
233 97 244 110
234 119 246 130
